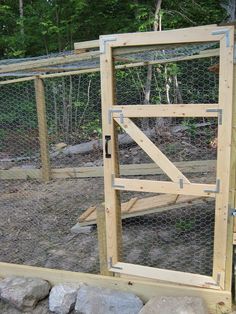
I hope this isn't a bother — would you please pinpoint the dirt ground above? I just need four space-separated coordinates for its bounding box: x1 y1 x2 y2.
0 174 214 278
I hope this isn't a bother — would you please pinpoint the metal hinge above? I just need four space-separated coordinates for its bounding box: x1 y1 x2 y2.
111 174 125 189
100 36 117 54
231 207 236 216
204 179 220 194
206 108 222 125
108 257 123 270
212 29 230 47
108 109 124 124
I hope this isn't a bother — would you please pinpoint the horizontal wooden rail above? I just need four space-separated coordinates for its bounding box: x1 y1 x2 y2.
0 160 216 180
0 262 231 313
113 178 216 197
110 263 219 290
113 104 219 117
0 51 100 74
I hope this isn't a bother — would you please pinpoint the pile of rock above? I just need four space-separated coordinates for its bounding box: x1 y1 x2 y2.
0 276 208 314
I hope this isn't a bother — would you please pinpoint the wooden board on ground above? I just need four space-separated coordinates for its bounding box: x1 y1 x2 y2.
78 194 212 227
0 159 216 180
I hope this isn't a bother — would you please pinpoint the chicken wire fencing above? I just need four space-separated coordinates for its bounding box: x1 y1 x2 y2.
0 42 219 277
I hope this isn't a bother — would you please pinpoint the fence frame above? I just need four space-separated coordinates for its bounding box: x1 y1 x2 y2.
100 25 235 295
0 24 236 313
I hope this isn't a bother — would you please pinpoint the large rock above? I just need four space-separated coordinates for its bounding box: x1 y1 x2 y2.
139 296 208 314
49 284 78 314
0 276 51 312
75 285 143 314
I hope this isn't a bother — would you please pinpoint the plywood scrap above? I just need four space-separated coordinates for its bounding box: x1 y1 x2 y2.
78 194 210 227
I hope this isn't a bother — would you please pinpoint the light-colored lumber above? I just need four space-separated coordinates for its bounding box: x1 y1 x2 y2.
74 39 99 51
0 262 231 314
233 233 236 245
115 117 190 183
100 26 230 50
78 194 211 227
0 168 41 180
110 263 219 290
0 159 216 180
112 178 216 197
212 27 234 289
0 51 99 74
0 76 36 85
34 77 51 181
112 104 219 118
100 41 122 267
96 205 111 276
225 64 236 291
0 49 220 85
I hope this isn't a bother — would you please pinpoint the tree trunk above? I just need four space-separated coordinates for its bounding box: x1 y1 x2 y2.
19 0 24 37
142 0 162 130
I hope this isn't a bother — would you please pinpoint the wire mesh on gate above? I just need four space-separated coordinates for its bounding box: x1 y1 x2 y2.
0 42 219 277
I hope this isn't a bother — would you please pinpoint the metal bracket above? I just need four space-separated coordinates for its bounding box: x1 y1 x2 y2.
100 36 117 54
230 207 236 216
111 174 125 189
212 29 230 47
204 179 220 194
206 108 222 125
108 257 123 270
234 44 236 64
179 178 184 189
205 273 221 287
108 109 124 124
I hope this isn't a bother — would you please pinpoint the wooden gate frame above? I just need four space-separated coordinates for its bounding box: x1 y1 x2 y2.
100 25 235 291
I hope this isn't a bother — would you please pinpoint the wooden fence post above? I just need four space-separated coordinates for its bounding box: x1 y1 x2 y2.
34 77 51 182
225 62 236 292
96 205 112 276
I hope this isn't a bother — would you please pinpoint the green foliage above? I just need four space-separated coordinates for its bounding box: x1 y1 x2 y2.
175 218 195 232
0 0 227 58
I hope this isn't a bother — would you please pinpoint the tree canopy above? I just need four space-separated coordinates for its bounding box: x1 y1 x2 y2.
0 0 230 59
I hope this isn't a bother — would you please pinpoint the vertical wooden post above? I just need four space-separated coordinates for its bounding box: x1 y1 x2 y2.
97 205 112 276
100 39 122 270
35 77 51 182
225 63 236 291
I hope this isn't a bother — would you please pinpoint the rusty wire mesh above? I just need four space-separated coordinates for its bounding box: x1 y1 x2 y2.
0 42 219 276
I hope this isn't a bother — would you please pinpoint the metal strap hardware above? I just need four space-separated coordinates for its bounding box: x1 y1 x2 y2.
108 257 123 270
204 179 220 194
231 208 236 216
111 174 125 189
212 29 230 47
206 108 222 125
179 178 184 189
100 36 117 53
108 109 124 124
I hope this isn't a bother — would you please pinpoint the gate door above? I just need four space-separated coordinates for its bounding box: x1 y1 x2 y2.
100 26 234 290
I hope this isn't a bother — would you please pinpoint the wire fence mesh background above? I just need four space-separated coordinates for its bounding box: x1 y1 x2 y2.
0 44 219 276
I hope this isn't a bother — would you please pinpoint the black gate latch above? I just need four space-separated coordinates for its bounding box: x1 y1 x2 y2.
105 135 111 158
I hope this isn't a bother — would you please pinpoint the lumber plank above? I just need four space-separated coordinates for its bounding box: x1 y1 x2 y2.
113 178 216 197
35 77 51 181
115 117 190 184
0 51 100 74
78 194 211 227
112 104 219 117
74 39 99 51
100 41 122 267
101 26 230 49
110 263 219 290
212 27 234 289
0 160 216 180
0 262 231 314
